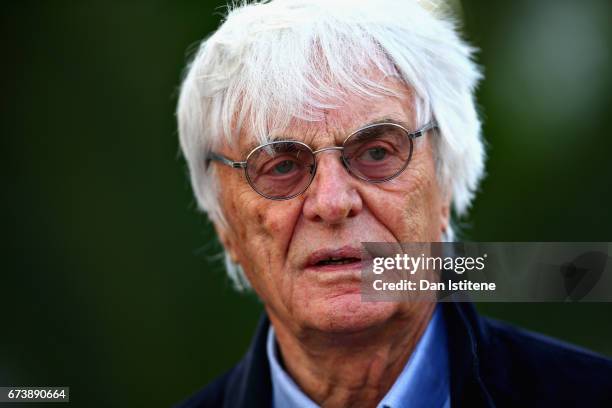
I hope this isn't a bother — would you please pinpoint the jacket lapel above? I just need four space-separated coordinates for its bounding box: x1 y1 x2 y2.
224 315 273 408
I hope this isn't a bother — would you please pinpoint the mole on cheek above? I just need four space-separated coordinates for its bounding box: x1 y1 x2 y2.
257 209 288 240
226 195 238 214
249 198 275 230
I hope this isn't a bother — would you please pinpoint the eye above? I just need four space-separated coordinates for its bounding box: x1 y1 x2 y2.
356 142 394 162
364 147 387 161
273 159 296 174
259 156 301 177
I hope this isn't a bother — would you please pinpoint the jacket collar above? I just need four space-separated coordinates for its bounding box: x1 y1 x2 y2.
223 315 273 408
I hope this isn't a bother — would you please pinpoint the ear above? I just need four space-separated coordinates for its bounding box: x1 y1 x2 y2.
213 221 241 265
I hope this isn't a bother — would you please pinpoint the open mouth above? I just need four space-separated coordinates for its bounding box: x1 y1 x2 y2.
306 246 364 270
315 257 361 266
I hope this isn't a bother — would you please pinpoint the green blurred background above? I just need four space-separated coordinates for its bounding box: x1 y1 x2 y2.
2 0 611 406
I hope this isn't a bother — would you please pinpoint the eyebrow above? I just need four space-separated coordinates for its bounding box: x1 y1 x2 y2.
361 117 412 131
240 116 413 156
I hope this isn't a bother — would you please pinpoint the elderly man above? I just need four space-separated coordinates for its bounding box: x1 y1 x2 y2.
175 1 612 407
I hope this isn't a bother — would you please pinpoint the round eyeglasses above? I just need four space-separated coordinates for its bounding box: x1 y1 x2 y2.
206 121 437 200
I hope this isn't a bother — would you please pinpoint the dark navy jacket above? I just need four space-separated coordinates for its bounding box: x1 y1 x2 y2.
176 302 612 407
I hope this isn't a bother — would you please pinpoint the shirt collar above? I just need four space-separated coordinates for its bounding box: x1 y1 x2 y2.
266 306 450 408
266 323 319 408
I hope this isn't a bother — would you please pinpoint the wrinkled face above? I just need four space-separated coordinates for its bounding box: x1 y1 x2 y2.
214 78 451 334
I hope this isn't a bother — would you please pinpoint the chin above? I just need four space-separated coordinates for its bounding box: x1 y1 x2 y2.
304 293 399 334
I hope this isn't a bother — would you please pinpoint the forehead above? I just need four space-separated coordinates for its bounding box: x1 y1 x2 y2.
234 78 416 156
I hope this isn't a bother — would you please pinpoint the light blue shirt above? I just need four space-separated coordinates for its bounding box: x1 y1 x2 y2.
266 306 450 408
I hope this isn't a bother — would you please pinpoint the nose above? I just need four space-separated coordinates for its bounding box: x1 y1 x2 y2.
302 151 363 224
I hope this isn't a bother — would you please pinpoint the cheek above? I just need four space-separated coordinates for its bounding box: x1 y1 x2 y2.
238 201 304 312
222 184 302 282
405 166 442 242
378 157 443 241
401 175 442 240
244 200 302 251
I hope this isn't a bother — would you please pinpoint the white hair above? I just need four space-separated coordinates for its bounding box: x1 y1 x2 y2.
177 0 485 290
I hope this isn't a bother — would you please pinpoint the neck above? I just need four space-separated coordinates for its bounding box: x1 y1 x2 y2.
268 304 435 408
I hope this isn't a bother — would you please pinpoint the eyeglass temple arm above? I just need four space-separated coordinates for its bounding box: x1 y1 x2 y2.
411 121 438 138
206 152 247 169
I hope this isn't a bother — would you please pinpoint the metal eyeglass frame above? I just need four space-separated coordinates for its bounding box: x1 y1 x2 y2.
205 121 438 200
